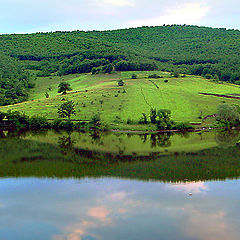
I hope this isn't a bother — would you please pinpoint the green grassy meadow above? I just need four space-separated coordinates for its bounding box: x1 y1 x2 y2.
1 71 240 128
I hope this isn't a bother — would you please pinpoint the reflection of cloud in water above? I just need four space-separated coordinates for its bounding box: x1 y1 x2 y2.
183 208 237 240
47 180 239 240
109 191 128 201
168 181 208 194
88 206 111 221
52 191 134 240
53 220 100 240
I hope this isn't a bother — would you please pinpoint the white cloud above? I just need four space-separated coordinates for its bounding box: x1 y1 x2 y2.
98 0 135 7
131 2 209 27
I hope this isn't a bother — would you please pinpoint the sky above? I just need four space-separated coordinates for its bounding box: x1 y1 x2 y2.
0 0 239 34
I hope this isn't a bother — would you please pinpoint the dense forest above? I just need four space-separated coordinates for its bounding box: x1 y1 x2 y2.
0 54 34 105
0 25 240 105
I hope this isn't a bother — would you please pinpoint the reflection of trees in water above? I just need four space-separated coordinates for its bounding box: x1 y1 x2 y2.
58 134 76 156
150 133 172 148
30 129 48 137
139 134 148 143
89 130 105 146
215 131 240 147
138 133 172 148
1 128 27 138
177 131 191 139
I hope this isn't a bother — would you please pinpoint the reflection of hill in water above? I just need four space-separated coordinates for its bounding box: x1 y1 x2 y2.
1 129 240 182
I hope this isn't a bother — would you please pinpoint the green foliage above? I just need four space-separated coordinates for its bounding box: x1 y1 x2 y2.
57 100 76 119
5 111 30 127
58 82 72 94
131 74 137 79
90 113 101 127
102 64 114 73
118 79 124 86
29 116 49 129
0 112 6 122
0 54 32 106
150 108 157 124
127 118 133 124
148 74 162 78
91 67 102 75
216 103 240 128
171 71 180 78
139 113 148 124
155 109 173 130
175 122 193 130
3 111 49 129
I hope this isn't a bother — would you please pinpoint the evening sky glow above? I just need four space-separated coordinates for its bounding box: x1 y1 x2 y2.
0 0 239 33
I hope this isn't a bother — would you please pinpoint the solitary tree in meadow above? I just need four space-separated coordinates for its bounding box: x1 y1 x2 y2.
58 82 72 95
58 100 76 119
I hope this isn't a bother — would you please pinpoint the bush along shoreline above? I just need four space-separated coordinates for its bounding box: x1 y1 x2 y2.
0 111 108 131
0 109 194 132
1 103 239 132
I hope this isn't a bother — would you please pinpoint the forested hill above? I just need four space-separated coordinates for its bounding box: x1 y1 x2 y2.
0 25 240 105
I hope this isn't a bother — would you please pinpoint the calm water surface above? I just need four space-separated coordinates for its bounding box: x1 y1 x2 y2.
1 130 240 239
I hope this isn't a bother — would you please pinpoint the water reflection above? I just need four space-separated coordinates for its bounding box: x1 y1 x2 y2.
215 130 240 147
0 178 239 240
1 129 240 181
58 134 76 156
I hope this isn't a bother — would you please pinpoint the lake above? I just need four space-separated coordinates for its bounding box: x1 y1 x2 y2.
0 129 240 240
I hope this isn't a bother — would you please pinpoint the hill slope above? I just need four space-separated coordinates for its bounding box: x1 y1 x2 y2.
1 25 240 113
2 71 240 128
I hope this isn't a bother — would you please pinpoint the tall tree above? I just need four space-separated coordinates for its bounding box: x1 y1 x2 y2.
58 82 72 95
58 101 76 119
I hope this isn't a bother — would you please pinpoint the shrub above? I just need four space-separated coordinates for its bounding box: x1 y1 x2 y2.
5 111 30 128
118 80 124 86
74 121 87 129
0 112 6 122
131 74 137 79
52 119 64 129
175 122 193 131
90 114 101 127
139 113 148 124
148 74 161 79
150 108 157 124
172 71 180 78
29 116 49 129
59 120 74 131
127 118 133 124
205 74 213 79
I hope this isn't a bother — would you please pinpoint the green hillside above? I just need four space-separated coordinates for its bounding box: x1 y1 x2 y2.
2 71 240 129
1 25 240 127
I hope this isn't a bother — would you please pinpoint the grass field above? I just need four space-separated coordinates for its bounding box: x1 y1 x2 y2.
1 71 240 128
